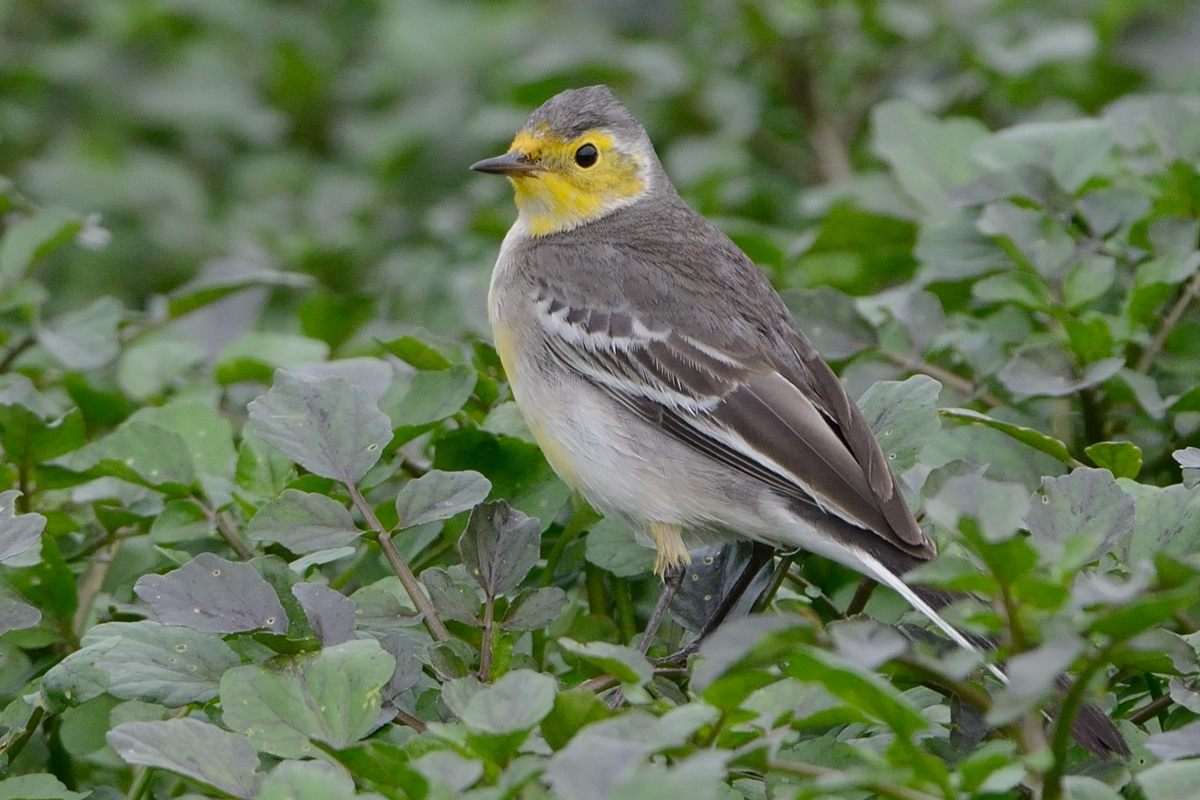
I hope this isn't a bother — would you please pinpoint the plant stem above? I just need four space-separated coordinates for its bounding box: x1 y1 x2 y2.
613 580 636 643
197 500 253 560
392 708 428 733
1137 271 1200 372
125 767 152 800
766 759 940 800
1128 693 1173 725
478 595 496 682
0 335 33 372
584 564 609 618
1078 387 1106 446
0 705 44 763
73 538 119 637
880 350 1003 407
891 656 993 712
845 578 877 616
752 553 794 613
345 482 450 642
1043 652 1111 800
997 581 1027 652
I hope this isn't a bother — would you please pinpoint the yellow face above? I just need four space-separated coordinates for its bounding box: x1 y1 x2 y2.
487 128 648 236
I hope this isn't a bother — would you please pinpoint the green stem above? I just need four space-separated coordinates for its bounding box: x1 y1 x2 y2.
346 482 449 641
1078 387 1106 447
613 580 636 643
125 767 152 800
0 705 44 764
478 595 496 682
766 760 940 800
753 553 794 613
1043 650 1112 800
585 564 609 618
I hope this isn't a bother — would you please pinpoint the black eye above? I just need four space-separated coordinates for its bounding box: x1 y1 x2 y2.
574 143 598 168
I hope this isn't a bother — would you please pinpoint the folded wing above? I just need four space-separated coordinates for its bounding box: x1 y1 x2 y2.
532 289 933 560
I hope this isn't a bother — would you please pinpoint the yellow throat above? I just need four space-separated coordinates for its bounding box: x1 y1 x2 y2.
506 129 648 236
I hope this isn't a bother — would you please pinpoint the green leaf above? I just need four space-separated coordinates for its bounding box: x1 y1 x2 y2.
167 258 312 318
1025 468 1134 566
585 517 654 578
292 583 355 646
780 645 929 737
977 204 1075 279
973 271 1052 310
987 635 1083 724
459 669 557 735
972 119 1113 192
127 400 237 498
107 718 260 799
1085 441 1143 479
247 489 362 554
914 215 1008 282
422 567 481 625
379 334 455 370
56 421 196 493
0 490 46 567
998 344 1123 398
36 297 123 370
1064 255 1117 309
1064 776 1124 800
215 332 329 384
459 500 541 599
134 553 288 634
1119 481 1200 564
870 100 988 219
858 375 941 473
46 621 239 708
246 370 393 484
0 774 87 800
940 407 1081 466
0 208 81 289
0 589 41 636
829 619 908 669
394 469 491 529
541 688 613 751
148 498 214 544
220 638 395 758
924 462 1030 542
412 751 484 794
117 337 207 400
383 365 476 428
504 586 568 630
1173 447 1200 488
258 760 356 800
781 287 878 359
235 433 296 500
1136 760 1200 800
559 639 653 686
1147 721 1200 761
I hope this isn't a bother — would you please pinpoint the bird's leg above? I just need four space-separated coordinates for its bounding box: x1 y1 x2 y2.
658 542 775 665
639 563 685 655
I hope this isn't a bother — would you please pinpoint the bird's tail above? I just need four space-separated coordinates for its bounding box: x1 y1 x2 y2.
854 547 1130 759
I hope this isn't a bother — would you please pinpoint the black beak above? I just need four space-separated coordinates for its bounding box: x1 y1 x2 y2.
470 151 539 176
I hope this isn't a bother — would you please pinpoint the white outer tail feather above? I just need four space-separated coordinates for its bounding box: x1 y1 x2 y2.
854 549 1010 686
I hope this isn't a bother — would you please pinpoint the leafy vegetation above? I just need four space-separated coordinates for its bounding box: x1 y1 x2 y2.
3 1 1200 798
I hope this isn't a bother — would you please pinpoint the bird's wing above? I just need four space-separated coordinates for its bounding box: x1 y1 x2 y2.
530 288 932 559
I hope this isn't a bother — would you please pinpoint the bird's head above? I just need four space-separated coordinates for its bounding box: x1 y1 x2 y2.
471 85 661 237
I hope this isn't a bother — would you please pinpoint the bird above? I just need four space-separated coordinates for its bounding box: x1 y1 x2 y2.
472 85 1127 757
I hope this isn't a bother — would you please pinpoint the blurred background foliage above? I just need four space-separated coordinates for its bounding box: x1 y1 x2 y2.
2 0 1197 332
4 3 1200 797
